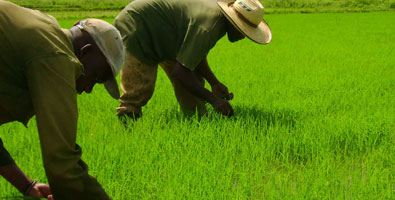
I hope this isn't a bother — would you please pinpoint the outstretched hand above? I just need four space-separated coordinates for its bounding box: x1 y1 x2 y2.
211 82 233 101
27 182 53 200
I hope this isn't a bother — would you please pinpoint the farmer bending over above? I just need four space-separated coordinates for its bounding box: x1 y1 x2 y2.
0 1 125 199
114 0 272 121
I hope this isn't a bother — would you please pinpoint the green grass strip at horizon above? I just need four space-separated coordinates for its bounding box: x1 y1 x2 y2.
7 0 395 19
8 0 395 10
46 9 394 20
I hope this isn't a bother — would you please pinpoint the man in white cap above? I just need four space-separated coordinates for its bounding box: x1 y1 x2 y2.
0 1 124 199
114 0 271 121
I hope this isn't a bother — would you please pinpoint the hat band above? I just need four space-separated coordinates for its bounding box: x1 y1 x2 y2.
229 3 259 28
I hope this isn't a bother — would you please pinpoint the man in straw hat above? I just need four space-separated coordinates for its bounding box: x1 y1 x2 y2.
0 1 124 199
114 0 271 121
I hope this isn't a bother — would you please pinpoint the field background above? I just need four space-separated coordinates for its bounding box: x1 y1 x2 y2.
7 0 395 18
1 0 395 199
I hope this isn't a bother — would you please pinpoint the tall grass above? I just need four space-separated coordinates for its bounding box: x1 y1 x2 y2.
0 12 394 199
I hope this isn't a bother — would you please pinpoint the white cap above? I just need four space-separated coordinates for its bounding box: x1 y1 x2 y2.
76 18 125 99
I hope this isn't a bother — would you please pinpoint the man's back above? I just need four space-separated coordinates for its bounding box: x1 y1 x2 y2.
114 0 227 70
0 1 75 68
0 1 81 124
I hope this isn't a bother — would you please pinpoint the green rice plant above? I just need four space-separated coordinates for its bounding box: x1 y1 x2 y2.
0 12 394 199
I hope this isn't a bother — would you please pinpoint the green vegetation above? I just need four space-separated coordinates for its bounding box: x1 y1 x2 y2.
7 0 395 19
8 0 395 14
1 12 394 199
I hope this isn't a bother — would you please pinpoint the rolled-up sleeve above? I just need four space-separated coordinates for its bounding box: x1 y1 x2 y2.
25 54 109 200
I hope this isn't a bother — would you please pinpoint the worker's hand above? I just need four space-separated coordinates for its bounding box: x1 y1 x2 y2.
26 182 52 199
212 98 234 117
211 82 233 101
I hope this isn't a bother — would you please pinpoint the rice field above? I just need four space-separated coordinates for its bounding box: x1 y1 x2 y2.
0 11 394 199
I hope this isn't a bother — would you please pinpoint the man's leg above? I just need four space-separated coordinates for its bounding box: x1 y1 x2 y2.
117 51 158 120
160 61 207 116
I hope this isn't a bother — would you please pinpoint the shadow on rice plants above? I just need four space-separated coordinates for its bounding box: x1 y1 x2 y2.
120 105 300 131
233 105 299 129
178 105 299 131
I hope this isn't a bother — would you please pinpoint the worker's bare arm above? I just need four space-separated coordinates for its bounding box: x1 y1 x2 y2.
0 163 52 199
172 62 234 116
195 57 234 100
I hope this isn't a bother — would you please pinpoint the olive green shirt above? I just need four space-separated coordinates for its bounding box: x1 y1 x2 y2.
114 0 227 70
0 1 108 199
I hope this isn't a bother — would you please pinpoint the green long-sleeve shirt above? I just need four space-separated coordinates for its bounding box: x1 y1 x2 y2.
0 1 109 199
114 0 227 70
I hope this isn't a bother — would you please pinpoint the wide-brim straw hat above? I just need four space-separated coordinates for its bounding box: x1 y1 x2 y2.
217 0 272 44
